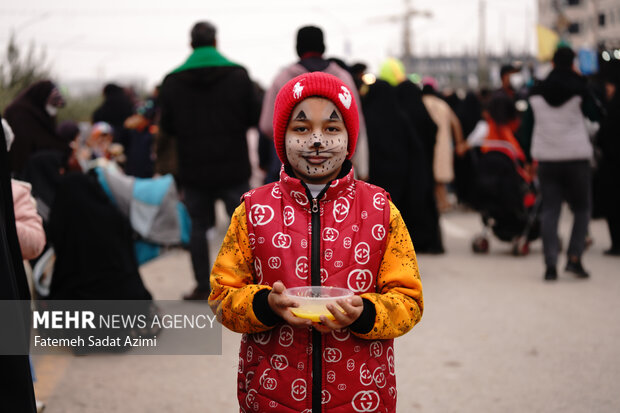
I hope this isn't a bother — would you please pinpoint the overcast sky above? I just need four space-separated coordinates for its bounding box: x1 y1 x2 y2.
0 0 537 91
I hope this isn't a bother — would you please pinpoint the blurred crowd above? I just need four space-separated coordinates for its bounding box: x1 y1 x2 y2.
2 22 619 304
2 20 619 412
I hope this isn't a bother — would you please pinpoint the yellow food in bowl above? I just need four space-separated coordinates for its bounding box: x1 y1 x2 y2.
290 304 345 322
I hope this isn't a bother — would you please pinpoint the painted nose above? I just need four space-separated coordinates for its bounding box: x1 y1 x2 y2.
313 141 321 148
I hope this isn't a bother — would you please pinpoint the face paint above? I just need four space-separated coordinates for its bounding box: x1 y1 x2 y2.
285 97 348 185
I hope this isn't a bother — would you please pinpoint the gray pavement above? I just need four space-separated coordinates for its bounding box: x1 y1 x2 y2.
33 208 620 412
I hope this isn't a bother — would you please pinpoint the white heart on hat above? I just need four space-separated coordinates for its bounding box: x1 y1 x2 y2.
293 81 304 99
338 86 351 109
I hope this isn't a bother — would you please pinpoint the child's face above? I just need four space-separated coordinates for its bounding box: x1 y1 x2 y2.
285 97 348 185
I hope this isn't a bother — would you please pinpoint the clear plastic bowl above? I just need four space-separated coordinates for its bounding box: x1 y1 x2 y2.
284 286 354 322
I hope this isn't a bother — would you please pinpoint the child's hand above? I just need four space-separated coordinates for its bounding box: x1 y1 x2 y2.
268 281 312 328
313 296 364 333
455 141 469 157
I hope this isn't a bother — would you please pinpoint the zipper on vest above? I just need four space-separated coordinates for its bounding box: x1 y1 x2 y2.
310 196 322 413
306 185 329 413
303 183 329 413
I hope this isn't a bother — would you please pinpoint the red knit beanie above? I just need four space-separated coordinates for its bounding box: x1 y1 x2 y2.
273 72 359 165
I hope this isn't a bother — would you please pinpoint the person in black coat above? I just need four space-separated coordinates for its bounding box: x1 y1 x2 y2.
454 91 484 207
0 114 37 413
597 62 620 256
396 80 444 253
4 80 68 174
92 83 135 143
156 21 261 300
47 170 153 300
361 79 432 245
120 96 159 178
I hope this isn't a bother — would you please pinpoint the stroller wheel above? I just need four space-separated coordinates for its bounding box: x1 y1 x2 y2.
512 237 529 256
472 236 489 253
520 242 530 255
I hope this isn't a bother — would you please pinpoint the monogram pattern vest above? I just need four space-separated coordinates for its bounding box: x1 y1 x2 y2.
238 167 396 413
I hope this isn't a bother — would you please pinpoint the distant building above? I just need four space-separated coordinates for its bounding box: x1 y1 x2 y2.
402 52 533 90
538 0 620 50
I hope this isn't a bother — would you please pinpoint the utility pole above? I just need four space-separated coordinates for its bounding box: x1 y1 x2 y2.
403 0 413 60
551 0 570 40
401 0 433 71
591 0 601 50
368 0 432 72
478 0 489 87
524 6 531 56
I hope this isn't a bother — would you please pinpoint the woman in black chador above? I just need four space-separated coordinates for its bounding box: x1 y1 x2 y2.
0 115 38 412
395 80 444 253
47 169 152 300
597 63 620 256
4 80 68 173
362 79 437 251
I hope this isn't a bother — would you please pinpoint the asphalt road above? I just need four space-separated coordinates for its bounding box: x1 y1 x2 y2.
32 207 620 412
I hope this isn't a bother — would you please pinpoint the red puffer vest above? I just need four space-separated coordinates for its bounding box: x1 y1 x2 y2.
239 167 396 413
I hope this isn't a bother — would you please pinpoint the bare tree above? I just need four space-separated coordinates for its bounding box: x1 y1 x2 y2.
0 33 50 110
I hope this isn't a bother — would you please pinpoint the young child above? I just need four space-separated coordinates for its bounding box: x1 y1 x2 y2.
209 72 423 413
87 122 125 166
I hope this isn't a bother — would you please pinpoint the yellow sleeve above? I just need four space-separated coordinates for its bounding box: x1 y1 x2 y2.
208 203 273 334
354 201 424 340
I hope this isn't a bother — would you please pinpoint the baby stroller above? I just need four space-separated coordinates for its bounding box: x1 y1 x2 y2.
470 141 540 256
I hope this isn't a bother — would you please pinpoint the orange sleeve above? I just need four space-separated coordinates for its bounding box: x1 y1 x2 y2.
208 203 274 334
354 201 424 340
